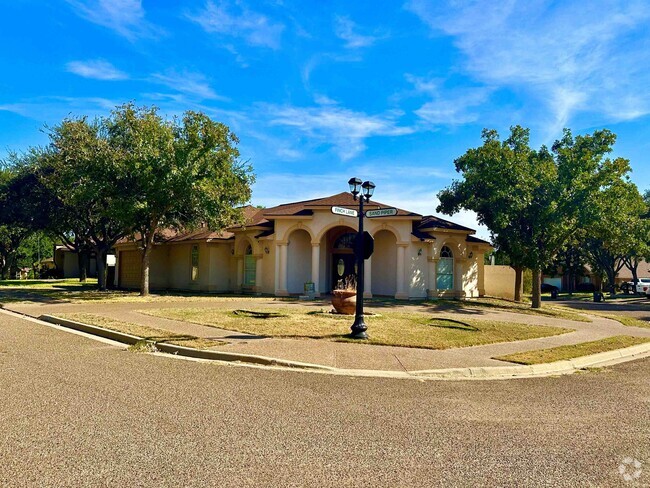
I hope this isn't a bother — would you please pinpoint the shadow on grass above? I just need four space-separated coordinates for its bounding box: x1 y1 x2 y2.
427 318 479 332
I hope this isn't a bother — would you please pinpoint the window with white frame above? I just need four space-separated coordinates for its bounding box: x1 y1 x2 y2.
244 244 256 286
436 246 454 290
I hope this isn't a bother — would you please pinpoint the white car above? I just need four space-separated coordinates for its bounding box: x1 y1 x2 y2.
636 278 650 294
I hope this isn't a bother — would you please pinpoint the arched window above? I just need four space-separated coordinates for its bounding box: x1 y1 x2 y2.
436 246 454 290
244 244 256 286
334 233 356 250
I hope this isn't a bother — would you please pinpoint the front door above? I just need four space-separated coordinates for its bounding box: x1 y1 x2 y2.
332 253 357 291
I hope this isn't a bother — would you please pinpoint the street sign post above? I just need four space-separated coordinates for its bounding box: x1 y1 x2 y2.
365 207 398 218
331 206 358 218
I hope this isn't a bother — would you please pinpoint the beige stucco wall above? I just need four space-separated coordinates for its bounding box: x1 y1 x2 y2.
114 207 491 299
484 265 517 300
372 229 397 296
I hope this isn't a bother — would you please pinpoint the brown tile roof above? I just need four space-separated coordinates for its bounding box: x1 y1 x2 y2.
417 215 475 232
259 192 421 218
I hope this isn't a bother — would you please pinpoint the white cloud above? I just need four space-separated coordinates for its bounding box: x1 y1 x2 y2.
263 103 414 160
66 0 158 40
188 1 284 49
0 96 117 121
406 0 650 136
66 59 128 80
334 16 382 49
149 70 227 101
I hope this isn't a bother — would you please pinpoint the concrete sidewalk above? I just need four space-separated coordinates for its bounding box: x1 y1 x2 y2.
6 298 650 372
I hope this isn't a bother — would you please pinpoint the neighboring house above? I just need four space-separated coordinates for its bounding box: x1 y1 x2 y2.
113 192 492 299
53 245 97 278
53 245 116 279
543 259 650 291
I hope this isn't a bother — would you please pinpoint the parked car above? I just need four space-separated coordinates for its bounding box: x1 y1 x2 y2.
541 283 559 294
635 278 650 294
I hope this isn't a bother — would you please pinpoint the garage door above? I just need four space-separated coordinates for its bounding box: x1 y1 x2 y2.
119 250 142 289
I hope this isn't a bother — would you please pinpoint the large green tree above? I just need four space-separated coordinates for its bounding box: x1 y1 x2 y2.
438 126 632 308
106 104 254 296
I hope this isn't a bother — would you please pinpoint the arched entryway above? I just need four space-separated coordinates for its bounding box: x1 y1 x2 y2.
287 229 312 294
372 229 397 296
321 225 357 293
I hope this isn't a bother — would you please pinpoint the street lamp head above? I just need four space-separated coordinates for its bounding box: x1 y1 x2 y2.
348 177 362 199
362 181 375 201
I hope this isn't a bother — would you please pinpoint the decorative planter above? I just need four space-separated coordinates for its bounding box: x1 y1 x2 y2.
332 289 357 315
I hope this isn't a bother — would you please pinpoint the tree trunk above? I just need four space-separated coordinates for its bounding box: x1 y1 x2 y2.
606 267 617 295
631 264 639 291
95 247 108 291
531 268 542 309
78 250 88 283
513 267 523 302
140 236 154 297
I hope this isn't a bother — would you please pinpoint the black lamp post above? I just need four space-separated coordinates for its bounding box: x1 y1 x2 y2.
348 177 375 339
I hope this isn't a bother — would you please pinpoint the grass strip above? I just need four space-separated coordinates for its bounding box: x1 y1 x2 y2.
54 313 225 350
138 307 572 350
493 335 650 365
588 312 650 329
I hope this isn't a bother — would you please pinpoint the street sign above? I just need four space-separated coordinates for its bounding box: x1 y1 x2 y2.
331 206 358 217
365 207 398 218
362 231 374 259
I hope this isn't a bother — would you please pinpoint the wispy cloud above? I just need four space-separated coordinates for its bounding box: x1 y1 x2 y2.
149 70 228 101
188 1 284 49
66 59 128 80
66 0 159 40
406 0 650 137
334 15 383 49
0 96 117 121
263 102 414 160
405 75 491 126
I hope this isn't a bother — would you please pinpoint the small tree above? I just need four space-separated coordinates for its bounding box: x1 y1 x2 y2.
42 117 133 290
106 104 254 296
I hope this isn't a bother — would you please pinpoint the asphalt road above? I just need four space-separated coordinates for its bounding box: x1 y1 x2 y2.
1 312 648 487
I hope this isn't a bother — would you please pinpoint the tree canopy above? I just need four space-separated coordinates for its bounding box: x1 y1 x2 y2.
437 126 637 307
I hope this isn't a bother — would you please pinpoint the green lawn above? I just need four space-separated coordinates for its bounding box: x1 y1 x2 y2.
138 307 572 350
422 297 591 322
55 313 225 350
0 278 97 288
493 335 650 365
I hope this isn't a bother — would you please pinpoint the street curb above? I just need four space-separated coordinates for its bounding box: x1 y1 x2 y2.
38 315 335 372
36 313 650 380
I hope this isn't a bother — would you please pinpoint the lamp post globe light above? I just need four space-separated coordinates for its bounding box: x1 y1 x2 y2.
347 177 375 339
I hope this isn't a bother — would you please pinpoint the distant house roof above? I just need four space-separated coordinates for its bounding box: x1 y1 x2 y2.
417 215 475 232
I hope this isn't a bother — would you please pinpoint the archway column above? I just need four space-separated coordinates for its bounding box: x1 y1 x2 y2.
275 242 289 296
255 254 263 293
236 257 244 293
455 257 468 298
427 257 439 299
395 243 409 299
363 256 372 298
311 243 320 297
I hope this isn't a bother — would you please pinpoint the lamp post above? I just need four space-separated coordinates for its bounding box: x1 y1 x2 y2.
348 177 375 339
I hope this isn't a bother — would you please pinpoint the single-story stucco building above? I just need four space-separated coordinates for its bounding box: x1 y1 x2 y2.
113 192 492 299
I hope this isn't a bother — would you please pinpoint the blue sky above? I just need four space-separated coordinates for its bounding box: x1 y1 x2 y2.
1 0 649 238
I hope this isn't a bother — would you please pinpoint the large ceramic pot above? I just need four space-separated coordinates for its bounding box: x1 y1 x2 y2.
332 289 357 315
